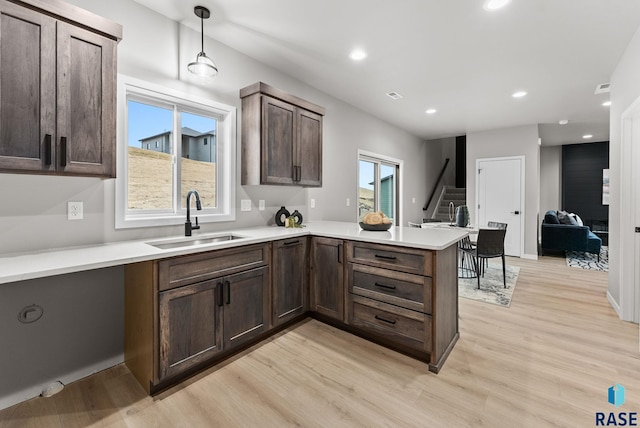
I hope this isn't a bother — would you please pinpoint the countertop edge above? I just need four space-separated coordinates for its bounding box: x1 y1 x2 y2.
0 222 468 285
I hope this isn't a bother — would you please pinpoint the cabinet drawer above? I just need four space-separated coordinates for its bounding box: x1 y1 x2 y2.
349 295 431 353
347 241 432 276
349 264 431 314
159 243 270 291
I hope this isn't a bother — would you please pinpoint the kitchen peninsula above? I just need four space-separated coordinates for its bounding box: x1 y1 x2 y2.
0 221 467 393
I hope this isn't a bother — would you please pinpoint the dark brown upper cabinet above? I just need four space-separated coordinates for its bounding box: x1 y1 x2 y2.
240 82 324 187
0 0 122 177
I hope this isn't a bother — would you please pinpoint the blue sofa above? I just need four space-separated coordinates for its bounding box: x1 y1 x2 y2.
541 210 602 260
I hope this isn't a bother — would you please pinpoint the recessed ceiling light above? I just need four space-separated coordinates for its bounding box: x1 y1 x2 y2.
583 134 593 139
512 91 527 98
386 91 403 100
483 0 512 11
425 108 437 115
349 49 367 61
602 101 612 107
559 119 569 125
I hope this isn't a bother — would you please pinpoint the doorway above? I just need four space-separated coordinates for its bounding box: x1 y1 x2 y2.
620 97 640 323
476 156 525 257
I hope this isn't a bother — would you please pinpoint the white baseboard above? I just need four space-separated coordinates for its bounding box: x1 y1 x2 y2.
522 253 538 260
0 354 123 411
607 291 622 319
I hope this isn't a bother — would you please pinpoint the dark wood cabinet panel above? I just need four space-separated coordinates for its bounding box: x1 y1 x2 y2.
296 108 322 186
158 279 223 381
241 82 324 187
0 1 55 171
272 238 308 326
57 22 116 176
0 0 120 177
310 237 344 321
223 266 270 349
262 96 296 185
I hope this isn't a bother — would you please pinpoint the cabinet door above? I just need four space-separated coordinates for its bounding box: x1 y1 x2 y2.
272 238 308 326
261 95 295 184
223 266 270 349
158 279 223 381
296 108 322 186
0 1 55 172
310 237 345 321
57 21 116 177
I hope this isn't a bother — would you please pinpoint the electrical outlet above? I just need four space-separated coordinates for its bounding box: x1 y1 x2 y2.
346 198 350 207
258 200 265 211
241 199 252 212
68 201 83 220
310 199 316 209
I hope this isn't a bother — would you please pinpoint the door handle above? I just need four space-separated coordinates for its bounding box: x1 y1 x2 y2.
511 211 520 215
225 281 231 305
44 134 52 165
59 136 67 167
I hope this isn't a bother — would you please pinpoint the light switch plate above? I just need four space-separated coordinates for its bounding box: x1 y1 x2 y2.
68 201 83 220
241 199 252 212
310 199 316 208
346 198 350 207
258 200 265 211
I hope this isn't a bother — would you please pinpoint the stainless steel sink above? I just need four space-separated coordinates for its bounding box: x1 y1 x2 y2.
147 234 245 250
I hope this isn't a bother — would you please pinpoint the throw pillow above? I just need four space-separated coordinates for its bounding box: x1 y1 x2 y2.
569 213 584 226
558 210 576 225
544 210 560 224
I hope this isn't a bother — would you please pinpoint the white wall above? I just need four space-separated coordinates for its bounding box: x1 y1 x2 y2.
466 125 541 258
539 146 562 216
0 0 441 408
609 26 640 319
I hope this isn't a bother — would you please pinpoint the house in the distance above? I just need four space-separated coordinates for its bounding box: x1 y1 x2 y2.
139 127 216 162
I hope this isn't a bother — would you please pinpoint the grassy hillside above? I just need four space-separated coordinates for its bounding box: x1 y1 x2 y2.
128 147 216 210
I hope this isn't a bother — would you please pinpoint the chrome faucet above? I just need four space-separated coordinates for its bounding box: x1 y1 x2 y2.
185 190 202 236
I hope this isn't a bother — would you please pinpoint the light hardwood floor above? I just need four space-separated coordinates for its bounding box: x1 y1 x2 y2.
1 255 638 427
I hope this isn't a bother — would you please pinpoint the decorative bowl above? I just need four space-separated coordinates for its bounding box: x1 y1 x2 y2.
359 222 392 231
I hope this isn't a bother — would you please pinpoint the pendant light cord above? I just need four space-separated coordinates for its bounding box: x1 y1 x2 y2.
200 12 204 54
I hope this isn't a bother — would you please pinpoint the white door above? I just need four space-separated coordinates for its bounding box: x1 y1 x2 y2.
477 157 524 257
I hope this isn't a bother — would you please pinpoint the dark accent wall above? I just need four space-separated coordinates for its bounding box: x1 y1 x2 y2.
455 135 466 188
561 141 609 227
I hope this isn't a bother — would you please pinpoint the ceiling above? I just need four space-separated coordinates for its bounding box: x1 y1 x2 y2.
133 0 640 145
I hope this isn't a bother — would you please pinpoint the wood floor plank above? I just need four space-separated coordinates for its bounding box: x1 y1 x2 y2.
1 255 639 427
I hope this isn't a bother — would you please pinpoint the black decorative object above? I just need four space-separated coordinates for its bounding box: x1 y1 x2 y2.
275 206 290 226
455 205 470 227
291 210 303 225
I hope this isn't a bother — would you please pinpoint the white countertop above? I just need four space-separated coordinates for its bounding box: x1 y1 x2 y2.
0 221 468 285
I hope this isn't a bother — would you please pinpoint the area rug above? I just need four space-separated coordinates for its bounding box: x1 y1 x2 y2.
458 262 520 307
566 246 608 272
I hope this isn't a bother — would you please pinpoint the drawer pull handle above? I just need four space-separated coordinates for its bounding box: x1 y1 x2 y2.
374 315 397 325
59 136 67 167
44 134 52 165
217 283 224 307
283 240 300 246
374 254 397 261
374 282 396 290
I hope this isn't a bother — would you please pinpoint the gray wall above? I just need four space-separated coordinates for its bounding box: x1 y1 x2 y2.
0 268 123 409
0 0 440 408
466 125 541 258
609 25 640 317
539 146 562 216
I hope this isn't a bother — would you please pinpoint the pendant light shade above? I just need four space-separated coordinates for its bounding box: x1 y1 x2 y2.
188 6 218 77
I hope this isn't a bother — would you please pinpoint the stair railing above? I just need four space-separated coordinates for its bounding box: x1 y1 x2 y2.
423 158 450 211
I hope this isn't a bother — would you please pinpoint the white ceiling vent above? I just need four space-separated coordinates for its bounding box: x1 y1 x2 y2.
594 83 611 94
386 91 403 100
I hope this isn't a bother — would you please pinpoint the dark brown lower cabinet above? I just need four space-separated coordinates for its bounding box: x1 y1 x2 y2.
159 279 223 380
310 237 345 321
223 267 270 349
272 238 308 326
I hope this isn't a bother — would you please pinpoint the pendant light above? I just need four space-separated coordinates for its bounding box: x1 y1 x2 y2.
187 6 218 77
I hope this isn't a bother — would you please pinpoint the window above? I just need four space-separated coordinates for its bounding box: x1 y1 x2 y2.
357 150 402 225
116 75 236 228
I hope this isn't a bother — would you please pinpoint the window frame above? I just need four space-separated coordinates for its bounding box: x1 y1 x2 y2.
115 75 236 229
357 149 403 226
